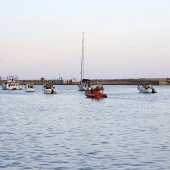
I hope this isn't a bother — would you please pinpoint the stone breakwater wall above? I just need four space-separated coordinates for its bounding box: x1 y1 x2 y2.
90 78 168 85
0 78 169 85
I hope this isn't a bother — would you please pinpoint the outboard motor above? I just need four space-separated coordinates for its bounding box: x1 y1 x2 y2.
152 87 157 93
138 85 140 90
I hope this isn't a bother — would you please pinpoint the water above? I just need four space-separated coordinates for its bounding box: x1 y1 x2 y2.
0 85 170 170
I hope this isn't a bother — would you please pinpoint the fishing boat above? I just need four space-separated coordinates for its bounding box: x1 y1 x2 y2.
44 83 57 94
25 83 35 92
78 32 92 91
85 84 107 98
2 75 22 90
138 83 157 93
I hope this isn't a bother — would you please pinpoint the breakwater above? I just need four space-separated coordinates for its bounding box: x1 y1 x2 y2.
0 78 169 85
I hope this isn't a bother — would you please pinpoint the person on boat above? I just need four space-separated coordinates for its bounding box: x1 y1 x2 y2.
90 87 94 94
87 82 91 88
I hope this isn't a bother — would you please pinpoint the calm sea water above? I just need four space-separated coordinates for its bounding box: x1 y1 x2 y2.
0 85 170 170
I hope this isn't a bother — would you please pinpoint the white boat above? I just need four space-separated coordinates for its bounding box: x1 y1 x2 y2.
25 84 35 92
2 76 22 90
138 83 157 93
44 84 57 94
78 79 92 91
78 32 92 91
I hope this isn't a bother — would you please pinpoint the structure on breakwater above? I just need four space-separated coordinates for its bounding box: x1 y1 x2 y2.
0 77 169 85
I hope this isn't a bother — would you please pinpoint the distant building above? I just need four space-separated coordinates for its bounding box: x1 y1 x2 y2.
71 78 80 83
41 78 45 81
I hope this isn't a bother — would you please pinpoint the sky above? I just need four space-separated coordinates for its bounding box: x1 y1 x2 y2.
0 0 170 80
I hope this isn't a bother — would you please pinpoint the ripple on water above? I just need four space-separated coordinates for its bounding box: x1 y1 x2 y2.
0 85 170 169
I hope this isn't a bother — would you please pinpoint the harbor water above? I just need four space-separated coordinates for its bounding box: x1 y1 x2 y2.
0 85 170 169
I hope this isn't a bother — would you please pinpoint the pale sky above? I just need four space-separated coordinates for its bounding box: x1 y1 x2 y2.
0 0 170 80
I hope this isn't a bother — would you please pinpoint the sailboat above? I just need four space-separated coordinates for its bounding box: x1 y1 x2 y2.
78 32 92 91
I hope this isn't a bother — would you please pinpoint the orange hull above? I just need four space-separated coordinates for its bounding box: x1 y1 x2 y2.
85 93 107 98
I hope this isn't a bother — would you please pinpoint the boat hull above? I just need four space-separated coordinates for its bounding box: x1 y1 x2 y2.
78 84 92 91
44 89 57 94
2 84 22 90
85 92 107 98
78 84 85 91
26 88 35 92
138 85 157 93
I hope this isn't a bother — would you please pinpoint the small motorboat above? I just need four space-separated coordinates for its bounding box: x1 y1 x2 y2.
85 84 107 98
25 84 35 92
138 83 157 93
2 75 22 90
44 84 57 94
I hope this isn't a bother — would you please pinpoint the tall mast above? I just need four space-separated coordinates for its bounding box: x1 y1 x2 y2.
81 32 84 81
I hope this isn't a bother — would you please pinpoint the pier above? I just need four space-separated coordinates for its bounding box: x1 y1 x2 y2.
0 78 169 85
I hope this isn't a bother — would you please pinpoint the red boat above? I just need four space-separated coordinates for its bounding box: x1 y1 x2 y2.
85 84 107 98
